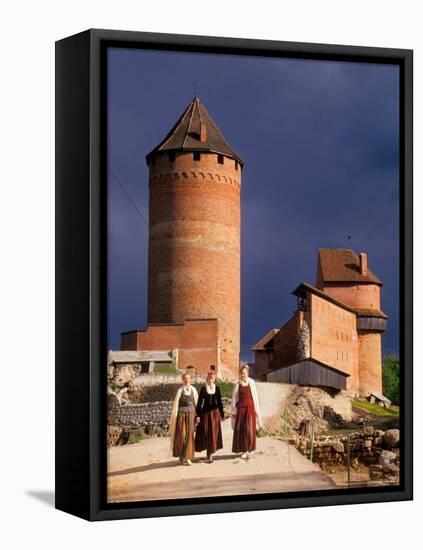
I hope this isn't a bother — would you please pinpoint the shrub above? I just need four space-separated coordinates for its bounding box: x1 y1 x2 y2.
382 355 400 405
153 363 177 375
216 379 235 398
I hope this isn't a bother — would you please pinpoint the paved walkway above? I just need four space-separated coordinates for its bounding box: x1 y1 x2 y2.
107 382 335 503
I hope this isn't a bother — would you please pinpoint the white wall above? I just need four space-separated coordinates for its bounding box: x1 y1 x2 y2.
1 0 421 547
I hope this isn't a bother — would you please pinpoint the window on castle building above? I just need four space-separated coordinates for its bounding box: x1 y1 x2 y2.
218 154 224 164
235 160 239 171
193 151 201 161
169 152 176 162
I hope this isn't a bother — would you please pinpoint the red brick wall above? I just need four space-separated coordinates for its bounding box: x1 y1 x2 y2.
272 314 298 368
147 151 241 378
120 319 219 376
322 283 381 311
309 293 359 390
358 331 382 395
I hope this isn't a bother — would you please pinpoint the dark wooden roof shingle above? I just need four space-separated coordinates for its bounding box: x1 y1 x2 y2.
146 97 244 165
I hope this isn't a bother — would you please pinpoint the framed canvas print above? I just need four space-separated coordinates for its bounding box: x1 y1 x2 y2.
55 29 413 521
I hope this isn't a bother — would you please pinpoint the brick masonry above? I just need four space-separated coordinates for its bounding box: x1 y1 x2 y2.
121 319 219 375
146 151 241 379
357 331 382 396
309 293 359 390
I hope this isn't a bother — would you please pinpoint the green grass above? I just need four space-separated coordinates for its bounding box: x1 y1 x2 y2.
153 364 177 375
352 399 400 417
216 379 235 398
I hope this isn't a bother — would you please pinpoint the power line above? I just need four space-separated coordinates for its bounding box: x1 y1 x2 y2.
108 165 149 226
108 165 242 341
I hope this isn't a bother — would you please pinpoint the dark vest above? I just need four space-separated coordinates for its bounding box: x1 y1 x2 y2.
178 387 195 412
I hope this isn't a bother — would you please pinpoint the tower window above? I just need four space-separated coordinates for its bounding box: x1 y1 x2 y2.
235 161 239 171
193 151 201 161
168 152 176 162
217 154 224 164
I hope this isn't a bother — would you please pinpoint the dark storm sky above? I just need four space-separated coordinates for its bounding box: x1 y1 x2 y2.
107 47 400 361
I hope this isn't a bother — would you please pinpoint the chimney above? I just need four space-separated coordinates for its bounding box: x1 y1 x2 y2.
359 252 368 276
200 122 207 143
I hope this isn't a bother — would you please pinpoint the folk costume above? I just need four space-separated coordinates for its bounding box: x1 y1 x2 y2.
231 377 262 454
169 384 199 462
195 383 224 458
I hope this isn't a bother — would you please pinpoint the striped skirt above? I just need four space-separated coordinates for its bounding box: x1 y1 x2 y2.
232 405 256 453
173 411 196 460
195 408 223 455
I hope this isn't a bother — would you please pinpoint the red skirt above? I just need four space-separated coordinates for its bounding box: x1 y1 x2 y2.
232 405 256 453
195 408 223 455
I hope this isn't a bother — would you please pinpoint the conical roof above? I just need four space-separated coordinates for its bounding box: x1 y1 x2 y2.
146 97 244 166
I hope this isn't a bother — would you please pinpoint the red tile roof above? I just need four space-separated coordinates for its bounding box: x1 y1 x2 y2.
318 248 382 285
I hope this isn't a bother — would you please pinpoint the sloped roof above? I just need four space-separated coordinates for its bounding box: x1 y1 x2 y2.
107 350 173 365
318 248 382 285
292 282 357 314
146 97 244 165
293 282 387 319
251 328 280 351
355 308 388 319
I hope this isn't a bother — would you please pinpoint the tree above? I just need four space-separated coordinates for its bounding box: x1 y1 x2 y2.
382 355 400 405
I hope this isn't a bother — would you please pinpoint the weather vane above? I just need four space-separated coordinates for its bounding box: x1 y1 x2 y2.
347 235 352 249
194 82 199 98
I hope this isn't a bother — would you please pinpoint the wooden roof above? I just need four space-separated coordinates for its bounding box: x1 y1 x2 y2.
146 97 244 165
251 328 280 351
318 248 382 285
355 308 388 319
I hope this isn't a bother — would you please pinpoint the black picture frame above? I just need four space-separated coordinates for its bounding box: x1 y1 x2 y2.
55 28 413 521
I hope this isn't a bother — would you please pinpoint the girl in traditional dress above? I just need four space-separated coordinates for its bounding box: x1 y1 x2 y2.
195 368 225 463
169 372 199 465
231 365 262 460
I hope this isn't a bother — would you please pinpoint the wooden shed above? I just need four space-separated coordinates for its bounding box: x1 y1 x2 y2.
265 358 349 391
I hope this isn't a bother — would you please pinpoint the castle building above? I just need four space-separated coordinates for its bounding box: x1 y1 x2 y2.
121 97 243 379
251 249 387 396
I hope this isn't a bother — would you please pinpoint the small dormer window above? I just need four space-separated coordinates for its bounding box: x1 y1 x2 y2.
218 154 224 165
193 152 201 161
169 152 175 162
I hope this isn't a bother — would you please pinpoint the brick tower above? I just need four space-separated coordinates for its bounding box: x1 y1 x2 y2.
145 97 243 379
316 248 387 395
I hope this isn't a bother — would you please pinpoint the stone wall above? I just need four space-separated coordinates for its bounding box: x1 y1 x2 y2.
288 427 400 483
108 397 232 446
108 401 173 430
129 373 206 388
